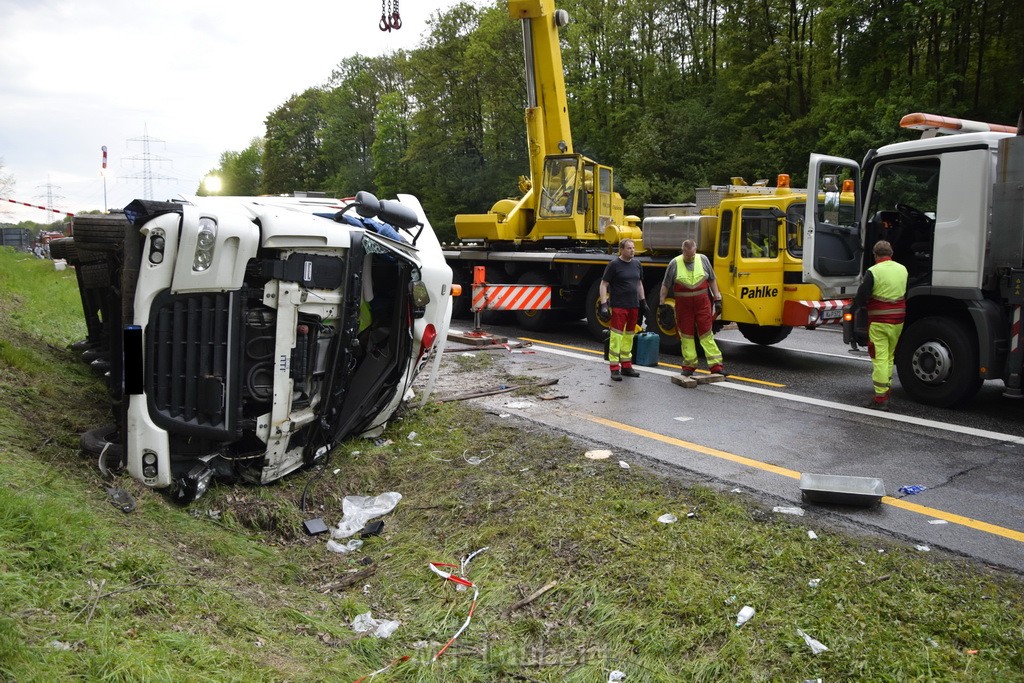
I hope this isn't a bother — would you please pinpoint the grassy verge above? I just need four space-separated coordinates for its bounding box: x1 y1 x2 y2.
1 248 1022 682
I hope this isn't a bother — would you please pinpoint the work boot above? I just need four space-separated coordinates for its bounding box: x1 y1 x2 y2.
680 368 694 377
621 367 640 378
610 370 622 381
709 364 725 375
865 397 890 411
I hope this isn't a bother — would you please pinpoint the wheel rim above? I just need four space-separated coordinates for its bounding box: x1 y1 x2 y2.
911 340 953 384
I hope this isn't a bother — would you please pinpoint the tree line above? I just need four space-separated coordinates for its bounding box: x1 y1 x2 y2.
202 0 1024 241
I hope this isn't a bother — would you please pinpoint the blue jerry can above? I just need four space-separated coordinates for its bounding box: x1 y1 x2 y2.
634 332 660 367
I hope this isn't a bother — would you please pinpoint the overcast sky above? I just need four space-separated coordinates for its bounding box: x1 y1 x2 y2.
0 0 467 224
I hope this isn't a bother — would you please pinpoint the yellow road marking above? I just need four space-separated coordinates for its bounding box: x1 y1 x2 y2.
518 336 785 388
582 413 1024 544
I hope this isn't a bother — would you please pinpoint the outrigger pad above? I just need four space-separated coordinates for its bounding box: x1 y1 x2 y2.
671 373 726 388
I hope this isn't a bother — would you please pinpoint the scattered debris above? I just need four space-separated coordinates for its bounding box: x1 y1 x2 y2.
332 492 402 539
657 514 678 524
373 438 394 447
928 519 948 525
435 378 559 403
730 487 742 493
915 545 931 552
808 578 821 588
618 461 630 469
407 431 418 441
303 518 329 536
351 611 400 638
504 400 533 409
463 450 493 466
428 547 488 659
48 640 74 651
797 628 830 654
807 530 818 540
505 579 558 615
608 671 626 683
539 394 568 400
105 487 136 513
326 539 364 554
735 605 755 627
898 485 927 495
772 506 805 516
800 473 885 506
359 520 385 538
316 564 377 592
585 449 612 460
725 595 737 605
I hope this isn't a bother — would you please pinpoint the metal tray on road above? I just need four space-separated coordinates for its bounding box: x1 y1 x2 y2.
800 473 885 507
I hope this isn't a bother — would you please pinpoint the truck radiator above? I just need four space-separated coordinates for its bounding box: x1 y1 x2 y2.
145 290 243 440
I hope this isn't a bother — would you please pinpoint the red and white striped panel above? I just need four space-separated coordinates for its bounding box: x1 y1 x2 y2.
1012 305 1021 353
472 284 551 312
782 298 851 327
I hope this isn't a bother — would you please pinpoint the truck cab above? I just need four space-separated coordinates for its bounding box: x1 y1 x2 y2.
804 112 1021 407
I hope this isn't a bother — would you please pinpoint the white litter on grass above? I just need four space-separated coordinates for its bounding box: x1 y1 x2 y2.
730 488 743 493
857 560 867 566
928 519 949 525
408 431 418 441
808 578 821 588
504 401 533 409
351 611 400 639
807 530 819 540
797 629 830 654
463 450 493 466
48 641 73 650
735 605 755 627
585 449 612 460
332 492 402 539
333 469 341 475
326 539 363 554
915 545 931 552
608 671 626 683
619 461 631 469
657 514 678 524
773 506 805 516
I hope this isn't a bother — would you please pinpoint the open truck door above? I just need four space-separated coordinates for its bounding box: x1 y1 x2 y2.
803 154 863 297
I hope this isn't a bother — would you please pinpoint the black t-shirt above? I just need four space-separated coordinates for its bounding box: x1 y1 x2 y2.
601 257 644 308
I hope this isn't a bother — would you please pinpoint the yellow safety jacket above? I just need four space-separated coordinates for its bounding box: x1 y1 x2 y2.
867 258 908 324
672 254 710 297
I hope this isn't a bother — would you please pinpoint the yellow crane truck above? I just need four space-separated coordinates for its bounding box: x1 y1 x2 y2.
447 0 849 345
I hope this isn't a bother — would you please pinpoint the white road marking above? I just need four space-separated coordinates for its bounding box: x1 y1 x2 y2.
674 416 694 422
527 342 1024 446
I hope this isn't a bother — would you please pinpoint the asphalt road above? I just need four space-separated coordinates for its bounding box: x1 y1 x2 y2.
447 319 1024 573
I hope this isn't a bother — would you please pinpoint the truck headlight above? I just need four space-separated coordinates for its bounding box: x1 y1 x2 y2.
193 217 217 271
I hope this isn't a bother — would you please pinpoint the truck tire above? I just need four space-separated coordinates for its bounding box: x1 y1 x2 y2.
49 237 70 260
72 214 130 253
80 424 124 461
644 281 680 354
737 323 792 346
584 279 608 340
514 270 556 332
896 316 982 408
79 261 111 289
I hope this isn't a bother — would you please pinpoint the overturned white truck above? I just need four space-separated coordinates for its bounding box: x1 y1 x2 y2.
77 192 453 502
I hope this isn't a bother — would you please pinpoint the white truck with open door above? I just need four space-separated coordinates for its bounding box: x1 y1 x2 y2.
804 113 1023 408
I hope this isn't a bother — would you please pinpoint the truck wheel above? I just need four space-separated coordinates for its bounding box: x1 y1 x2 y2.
72 214 130 252
643 281 680 354
737 323 792 346
584 279 609 340
80 424 124 473
514 270 556 332
896 316 982 407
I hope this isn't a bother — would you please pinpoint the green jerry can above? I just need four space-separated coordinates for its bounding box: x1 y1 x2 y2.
633 332 660 367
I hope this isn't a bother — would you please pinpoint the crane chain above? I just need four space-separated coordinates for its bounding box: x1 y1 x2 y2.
379 0 401 31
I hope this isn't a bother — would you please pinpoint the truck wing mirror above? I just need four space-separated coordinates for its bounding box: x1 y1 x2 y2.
340 190 425 244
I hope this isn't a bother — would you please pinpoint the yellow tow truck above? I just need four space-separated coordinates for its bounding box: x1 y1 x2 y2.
447 0 851 345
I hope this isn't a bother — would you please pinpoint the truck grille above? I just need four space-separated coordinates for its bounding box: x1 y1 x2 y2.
145 290 243 440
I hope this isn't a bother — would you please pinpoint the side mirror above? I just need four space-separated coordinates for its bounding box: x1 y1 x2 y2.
351 191 420 230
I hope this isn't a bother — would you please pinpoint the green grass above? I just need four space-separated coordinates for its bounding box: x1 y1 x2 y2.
1 247 1023 682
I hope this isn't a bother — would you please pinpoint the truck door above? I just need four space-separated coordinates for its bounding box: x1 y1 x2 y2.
804 154 862 295
733 207 785 324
